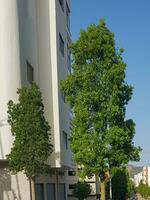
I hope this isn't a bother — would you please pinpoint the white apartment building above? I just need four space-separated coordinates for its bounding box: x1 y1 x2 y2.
134 172 143 187
143 166 150 186
0 0 74 199
133 166 150 187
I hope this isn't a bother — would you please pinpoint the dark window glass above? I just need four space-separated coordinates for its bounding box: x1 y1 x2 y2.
27 61 34 84
59 34 64 56
68 171 75 176
66 3 70 31
61 91 65 102
69 184 75 190
63 131 68 149
46 183 55 200
58 184 66 200
59 0 64 11
67 53 71 73
35 184 44 200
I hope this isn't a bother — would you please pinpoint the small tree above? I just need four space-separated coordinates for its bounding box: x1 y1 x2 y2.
137 181 150 198
7 83 53 200
61 19 141 200
72 181 91 200
111 167 133 200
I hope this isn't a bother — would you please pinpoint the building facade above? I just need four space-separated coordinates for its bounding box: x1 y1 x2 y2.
66 170 100 200
143 166 150 186
0 0 74 199
133 166 150 187
134 172 143 187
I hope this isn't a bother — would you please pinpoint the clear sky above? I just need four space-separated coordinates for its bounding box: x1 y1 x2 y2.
71 0 150 166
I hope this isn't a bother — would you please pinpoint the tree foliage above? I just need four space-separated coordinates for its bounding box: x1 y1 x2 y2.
72 181 91 200
7 83 53 179
61 19 141 178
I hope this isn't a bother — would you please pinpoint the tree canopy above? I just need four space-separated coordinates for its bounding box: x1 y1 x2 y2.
7 83 53 179
61 19 141 178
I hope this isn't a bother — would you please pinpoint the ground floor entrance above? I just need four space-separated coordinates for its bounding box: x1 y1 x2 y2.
0 162 67 200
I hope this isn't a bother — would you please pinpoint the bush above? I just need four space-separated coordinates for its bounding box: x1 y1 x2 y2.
72 181 91 200
137 181 150 198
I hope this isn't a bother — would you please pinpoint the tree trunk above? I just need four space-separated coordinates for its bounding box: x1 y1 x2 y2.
110 177 112 199
30 177 36 200
101 180 106 200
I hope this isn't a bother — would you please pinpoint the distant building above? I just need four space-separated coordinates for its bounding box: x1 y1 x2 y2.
143 166 150 185
134 172 143 187
134 166 150 187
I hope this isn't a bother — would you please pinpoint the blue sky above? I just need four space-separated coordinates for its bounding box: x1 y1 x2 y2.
71 0 150 166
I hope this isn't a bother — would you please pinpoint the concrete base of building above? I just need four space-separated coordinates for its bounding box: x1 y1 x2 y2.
0 162 68 200
0 161 30 200
35 170 67 200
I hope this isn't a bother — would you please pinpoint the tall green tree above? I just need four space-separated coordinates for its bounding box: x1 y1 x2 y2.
7 83 53 200
61 19 141 200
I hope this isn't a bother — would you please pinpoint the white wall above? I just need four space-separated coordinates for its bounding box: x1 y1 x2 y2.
18 0 73 169
0 163 30 200
134 172 143 187
55 0 73 169
0 0 21 159
0 0 74 199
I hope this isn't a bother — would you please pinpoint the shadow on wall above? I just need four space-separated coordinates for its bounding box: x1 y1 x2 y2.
17 0 29 86
0 162 11 200
0 125 21 200
0 163 22 200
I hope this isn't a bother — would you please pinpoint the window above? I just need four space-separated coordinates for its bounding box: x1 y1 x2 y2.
67 53 71 73
69 118 73 131
58 184 66 200
61 90 65 102
59 0 64 11
63 131 68 149
27 61 34 84
69 184 75 190
68 171 75 176
46 184 55 200
59 34 64 56
67 46 72 73
66 2 70 31
35 184 44 200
